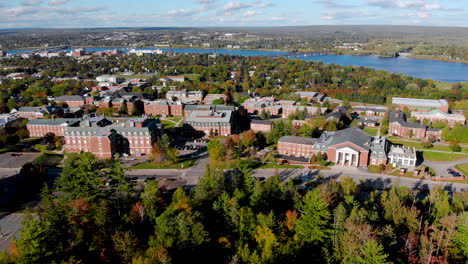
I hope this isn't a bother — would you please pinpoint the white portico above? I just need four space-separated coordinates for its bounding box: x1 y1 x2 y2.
336 147 360 167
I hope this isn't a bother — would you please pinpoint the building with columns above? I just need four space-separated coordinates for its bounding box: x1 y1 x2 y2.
388 145 417 169
313 127 387 167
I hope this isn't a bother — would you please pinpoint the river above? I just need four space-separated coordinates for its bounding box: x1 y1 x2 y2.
6 47 468 83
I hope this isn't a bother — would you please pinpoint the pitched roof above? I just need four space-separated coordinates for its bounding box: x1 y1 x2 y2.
54 95 84 102
27 118 81 126
279 136 317 145
251 119 273 125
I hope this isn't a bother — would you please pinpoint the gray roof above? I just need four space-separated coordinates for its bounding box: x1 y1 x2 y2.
251 119 273 125
316 127 373 151
184 105 235 112
17 106 49 113
389 111 426 129
28 118 81 126
392 97 448 107
279 136 317 145
66 125 153 137
186 110 232 123
54 95 84 102
354 106 388 112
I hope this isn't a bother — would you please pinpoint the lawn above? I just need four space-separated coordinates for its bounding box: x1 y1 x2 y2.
423 151 467 161
363 127 379 136
368 165 383 174
129 158 196 169
161 120 176 129
182 73 201 81
455 164 468 176
388 139 468 153
33 153 64 166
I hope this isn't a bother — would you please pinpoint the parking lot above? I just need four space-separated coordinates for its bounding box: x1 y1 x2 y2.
175 139 208 156
0 153 40 169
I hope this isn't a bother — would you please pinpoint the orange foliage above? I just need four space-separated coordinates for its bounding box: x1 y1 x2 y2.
285 210 298 230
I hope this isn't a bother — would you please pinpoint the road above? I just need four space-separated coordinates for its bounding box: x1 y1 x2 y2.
423 158 468 178
0 213 26 252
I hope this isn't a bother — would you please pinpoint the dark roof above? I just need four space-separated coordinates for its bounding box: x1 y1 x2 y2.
54 95 84 102
28 118 81 126
275 155 309 163
279 136 317 145
321 127 373 150
251 119 273 125
389 110 426 129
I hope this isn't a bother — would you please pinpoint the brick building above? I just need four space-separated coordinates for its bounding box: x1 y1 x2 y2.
184 105 235 118
277 136 317 159
282 106 326 118
354 106 388 116
15 106 50 119
313 127 388 167
184 110 233 136
389 111 442 140
392 97 449 113
410 110 466 128
203 94 228 104
166 89 203 103
54 95 86 108
27 118 80 137
144 100 184 117
64 118 162 159
250 119 273 133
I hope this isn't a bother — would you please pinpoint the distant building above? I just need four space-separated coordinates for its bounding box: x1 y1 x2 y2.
96 75 122 84
27 118 81 137
144 100 183 117
250 119 273 133
72 49 85 57
166 89 203 103
276 100 296 106
354 106 388 116
53 95 86 108
184 110 233 136
184 105 235 118
159 76 186 84
392 97 449 113
282 106 326 118
203 94 227 104
410 109 465 128
15 106 53 119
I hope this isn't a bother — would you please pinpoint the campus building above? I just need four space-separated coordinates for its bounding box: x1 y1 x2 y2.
144 100 184 117
27 118 81 137
389 111 442 140
64 117 162 159
392 97 449 113
166 89 203 103
250 119 273 133
184 110 233 136
53 95 86 108
410 110 466 128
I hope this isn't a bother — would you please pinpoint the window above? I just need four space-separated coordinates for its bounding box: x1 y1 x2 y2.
372 159 376 165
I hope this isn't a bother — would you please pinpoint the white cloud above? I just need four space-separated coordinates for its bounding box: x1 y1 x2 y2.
195 0 218 3
223 1 251 13
22 0 42 6
321 9 377 20
48 0 70 5
255 1 275 8
242 10 263 17
167 5 210 16
366 0 442 10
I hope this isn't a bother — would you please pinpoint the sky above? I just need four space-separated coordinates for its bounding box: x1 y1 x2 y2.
0 0 467 28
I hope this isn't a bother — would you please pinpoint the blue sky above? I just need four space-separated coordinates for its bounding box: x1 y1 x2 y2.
0 0 466 28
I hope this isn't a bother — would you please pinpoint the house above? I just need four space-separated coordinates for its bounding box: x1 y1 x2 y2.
250 119 273 133
53 95 86 108
410 110 465 128
27 118 81 137
356 116 381 127
184 110 233 136
392 97 449 113
313 127 387 167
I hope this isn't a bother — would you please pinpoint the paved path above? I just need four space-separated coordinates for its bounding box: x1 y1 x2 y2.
423 158 468 178
0 213 26 252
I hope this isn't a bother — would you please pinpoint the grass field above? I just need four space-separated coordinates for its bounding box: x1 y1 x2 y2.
129 158 196 169
363 127 379 136
423 151 467 161
455 164 468 176
182 73 201 81
259 163 303 169
161 120 176 129
388 139 468 153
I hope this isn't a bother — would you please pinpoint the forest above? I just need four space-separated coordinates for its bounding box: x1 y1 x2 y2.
0 152 466 264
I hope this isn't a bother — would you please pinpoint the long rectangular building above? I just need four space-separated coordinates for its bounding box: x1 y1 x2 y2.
27 118 81 137
392 97 449 113
184 110 233 136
